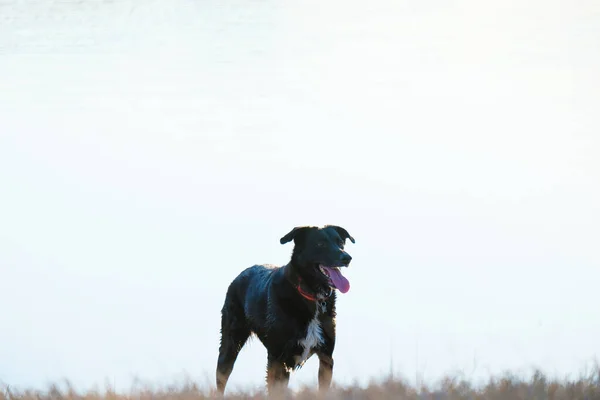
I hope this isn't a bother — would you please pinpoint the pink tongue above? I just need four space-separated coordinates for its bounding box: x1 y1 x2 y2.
324 267 350 293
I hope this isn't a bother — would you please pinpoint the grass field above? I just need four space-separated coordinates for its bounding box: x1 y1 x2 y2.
3 367 600 400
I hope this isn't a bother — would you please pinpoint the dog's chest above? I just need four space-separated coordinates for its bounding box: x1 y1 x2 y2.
294 304 325 368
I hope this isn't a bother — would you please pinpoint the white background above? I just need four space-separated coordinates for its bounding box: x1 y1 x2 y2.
1 0 599 393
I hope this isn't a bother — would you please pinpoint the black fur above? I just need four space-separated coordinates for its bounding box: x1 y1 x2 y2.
216 225 355 395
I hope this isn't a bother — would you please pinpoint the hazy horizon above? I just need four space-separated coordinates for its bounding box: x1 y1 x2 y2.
1 0 599 393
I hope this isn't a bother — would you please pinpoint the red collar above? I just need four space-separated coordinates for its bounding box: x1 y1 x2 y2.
295 276 332 302
295 276 319 301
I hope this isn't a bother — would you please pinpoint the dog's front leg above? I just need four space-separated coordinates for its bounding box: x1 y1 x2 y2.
317 352 334 392
266 356 290 397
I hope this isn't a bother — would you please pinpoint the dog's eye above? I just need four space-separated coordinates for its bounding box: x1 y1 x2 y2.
317 241 326 248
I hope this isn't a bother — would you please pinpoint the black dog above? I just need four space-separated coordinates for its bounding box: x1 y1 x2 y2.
216 225 355 395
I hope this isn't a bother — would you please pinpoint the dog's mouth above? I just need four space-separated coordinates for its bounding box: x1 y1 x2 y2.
318 265 350 294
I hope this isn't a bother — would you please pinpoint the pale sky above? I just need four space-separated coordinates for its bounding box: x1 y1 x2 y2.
1 0 599 393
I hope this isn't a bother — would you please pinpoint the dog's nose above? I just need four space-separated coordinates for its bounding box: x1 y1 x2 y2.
340 253 352 265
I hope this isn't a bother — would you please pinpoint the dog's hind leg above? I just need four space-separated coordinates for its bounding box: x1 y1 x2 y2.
265 355 290 398
216 299 250 394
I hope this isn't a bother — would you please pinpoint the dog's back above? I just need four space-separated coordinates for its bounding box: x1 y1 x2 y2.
221 264 279 330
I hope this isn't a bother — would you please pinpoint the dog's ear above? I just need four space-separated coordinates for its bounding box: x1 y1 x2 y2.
280 226 310 245
327 225 355 244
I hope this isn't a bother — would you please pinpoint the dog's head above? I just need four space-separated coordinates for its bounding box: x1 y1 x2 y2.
280 225 355 294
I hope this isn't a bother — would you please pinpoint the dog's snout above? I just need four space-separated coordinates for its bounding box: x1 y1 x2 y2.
340 253 352 265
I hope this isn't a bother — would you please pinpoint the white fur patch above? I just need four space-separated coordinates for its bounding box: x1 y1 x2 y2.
295 305 325 367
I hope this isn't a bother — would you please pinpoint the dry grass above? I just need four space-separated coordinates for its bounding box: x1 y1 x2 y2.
2 367 600 400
